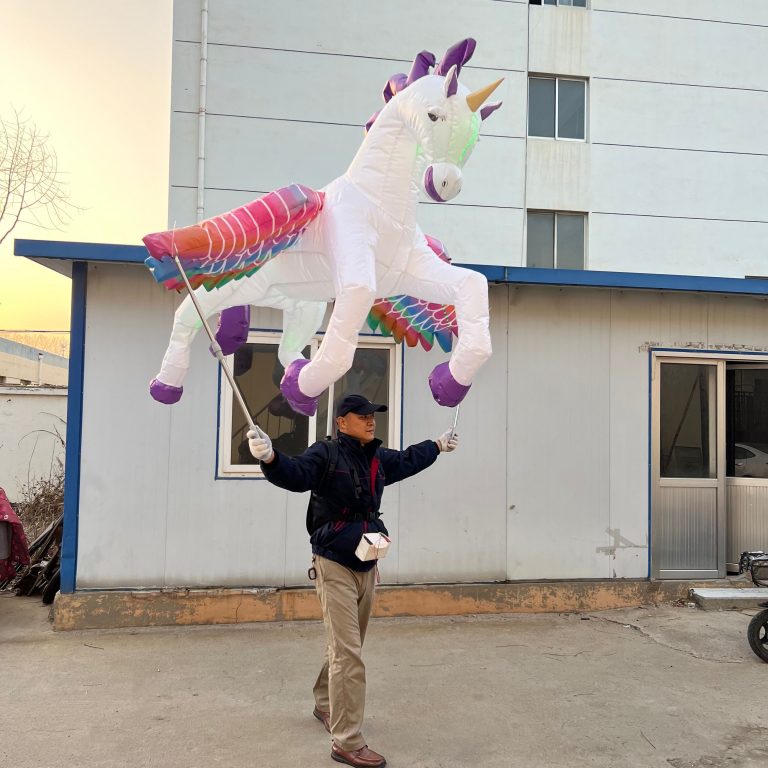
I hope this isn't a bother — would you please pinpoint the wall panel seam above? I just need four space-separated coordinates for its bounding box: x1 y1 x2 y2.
174 40 525 73
595 9 768 30
593 76 768 95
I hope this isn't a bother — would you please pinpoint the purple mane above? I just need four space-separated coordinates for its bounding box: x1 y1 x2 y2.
365 38 477 133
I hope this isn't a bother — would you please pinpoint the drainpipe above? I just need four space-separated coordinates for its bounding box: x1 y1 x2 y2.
37 352 43 385
196 0 209 222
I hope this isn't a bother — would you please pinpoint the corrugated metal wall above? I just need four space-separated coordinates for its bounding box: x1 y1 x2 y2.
74 2 768 587
76 266 768 588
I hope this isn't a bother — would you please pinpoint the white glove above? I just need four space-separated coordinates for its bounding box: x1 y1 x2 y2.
247 426 274 462
436 430 459 453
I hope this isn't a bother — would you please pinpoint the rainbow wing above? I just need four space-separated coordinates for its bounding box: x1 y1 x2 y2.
367 235 457 353
143 184 324 292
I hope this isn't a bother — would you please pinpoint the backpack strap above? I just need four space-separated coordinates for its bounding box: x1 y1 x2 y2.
306 439 338 535
318 439 338 494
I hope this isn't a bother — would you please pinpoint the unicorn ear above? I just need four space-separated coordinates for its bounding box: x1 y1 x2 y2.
480 101 502 121
443 65 459 98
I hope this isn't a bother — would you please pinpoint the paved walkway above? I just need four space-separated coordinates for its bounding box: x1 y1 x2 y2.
2 593 768 768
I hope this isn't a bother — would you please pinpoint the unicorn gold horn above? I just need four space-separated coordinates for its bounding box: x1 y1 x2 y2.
466 78 504 113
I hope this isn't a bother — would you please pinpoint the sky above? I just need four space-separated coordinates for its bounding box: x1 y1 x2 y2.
0 1 173 332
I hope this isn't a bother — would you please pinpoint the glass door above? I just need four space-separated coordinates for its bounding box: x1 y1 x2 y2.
652 358 725 579
725 364 768 571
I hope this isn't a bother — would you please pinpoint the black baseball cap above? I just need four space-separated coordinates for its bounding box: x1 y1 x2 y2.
336 394 388 418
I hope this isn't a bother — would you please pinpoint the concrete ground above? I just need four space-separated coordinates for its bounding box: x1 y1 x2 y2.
2 593 768 768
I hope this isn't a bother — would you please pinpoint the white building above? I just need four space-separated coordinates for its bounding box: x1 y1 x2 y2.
16 1 768 625
0 337 68 386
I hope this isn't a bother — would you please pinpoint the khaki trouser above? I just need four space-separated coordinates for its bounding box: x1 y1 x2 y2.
312 555 376 751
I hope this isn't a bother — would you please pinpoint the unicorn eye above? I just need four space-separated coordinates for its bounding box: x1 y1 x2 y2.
426 107 446 123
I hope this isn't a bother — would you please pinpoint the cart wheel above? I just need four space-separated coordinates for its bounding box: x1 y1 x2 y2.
747 609 768 663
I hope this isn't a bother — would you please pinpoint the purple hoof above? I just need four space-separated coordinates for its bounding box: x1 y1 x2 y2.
150 378 183 404
280 359 319 417
212 305 250 356
428 362 471 407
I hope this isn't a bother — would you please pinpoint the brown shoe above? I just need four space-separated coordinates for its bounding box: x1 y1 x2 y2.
313 706 331 733
331 743 386 768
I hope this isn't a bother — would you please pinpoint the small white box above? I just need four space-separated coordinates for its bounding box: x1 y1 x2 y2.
355 532 391 561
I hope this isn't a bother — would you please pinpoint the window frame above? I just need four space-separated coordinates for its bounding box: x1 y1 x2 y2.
217 331 402 478
526 210 588 270
528 75 588 142
532 0 589 8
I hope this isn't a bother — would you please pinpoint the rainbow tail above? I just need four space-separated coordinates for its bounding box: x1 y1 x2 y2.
143 184 324 292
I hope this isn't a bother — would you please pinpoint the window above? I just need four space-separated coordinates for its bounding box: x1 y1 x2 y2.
219 333 400 476
530 0 587 6
660 364 717 479
527 212 586 269
528 77 586 140
727 366 768 478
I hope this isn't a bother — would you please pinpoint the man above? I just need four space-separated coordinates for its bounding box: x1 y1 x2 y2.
247 394 458 768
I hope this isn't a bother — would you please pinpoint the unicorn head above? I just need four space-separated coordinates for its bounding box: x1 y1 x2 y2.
365 39 503 203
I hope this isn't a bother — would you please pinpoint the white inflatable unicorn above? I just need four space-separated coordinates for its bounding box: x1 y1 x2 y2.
143 38 502 416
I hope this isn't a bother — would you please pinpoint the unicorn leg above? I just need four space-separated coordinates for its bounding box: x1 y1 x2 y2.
215 305 251 356
279 203 377 416
399 243 492 407
281 284 375 416
278 301 328 368
151 252 330 404
150 278 263 403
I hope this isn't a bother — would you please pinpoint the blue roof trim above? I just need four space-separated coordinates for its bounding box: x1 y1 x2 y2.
466 265 768 297
14 238 146 264
14 238 768 297
60 262 87 593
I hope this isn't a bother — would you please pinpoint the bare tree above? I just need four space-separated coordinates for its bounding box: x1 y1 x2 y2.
0 110 79 246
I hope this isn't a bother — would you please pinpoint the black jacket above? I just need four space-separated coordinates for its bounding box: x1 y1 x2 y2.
261 432 440 570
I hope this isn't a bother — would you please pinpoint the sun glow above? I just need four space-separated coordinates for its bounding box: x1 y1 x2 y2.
0 1 173 335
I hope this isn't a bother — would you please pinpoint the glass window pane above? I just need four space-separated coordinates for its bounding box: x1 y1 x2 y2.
544 0 557 4
231 343 310 463
555 214 585 270
660 364 716 479
528 78 555 138
572 0 587 6
558 79 585 140
316 346 391 446
726 367 768 478
527 212 555 268
560 0 573 5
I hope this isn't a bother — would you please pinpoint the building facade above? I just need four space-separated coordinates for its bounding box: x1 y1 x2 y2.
16 2 768 607
0 337 68 387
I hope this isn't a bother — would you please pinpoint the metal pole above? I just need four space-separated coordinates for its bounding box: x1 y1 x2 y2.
450 404 460 439
172 254 257 432
326 381 335 439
